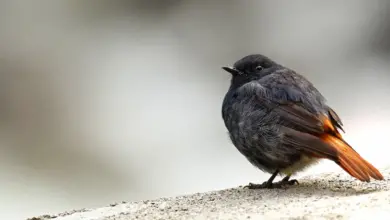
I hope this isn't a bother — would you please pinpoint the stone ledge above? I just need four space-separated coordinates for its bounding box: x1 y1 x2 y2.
28 167 390 220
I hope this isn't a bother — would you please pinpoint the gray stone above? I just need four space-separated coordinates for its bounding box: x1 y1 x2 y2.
28 167 390 220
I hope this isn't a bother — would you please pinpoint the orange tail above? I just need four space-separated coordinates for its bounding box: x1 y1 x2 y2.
321 135 384 182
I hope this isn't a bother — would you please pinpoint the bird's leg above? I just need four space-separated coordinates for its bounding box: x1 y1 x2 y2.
244 172 299 189
245 170 279 189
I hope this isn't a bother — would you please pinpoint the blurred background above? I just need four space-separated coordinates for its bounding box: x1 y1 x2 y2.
1 0 390 219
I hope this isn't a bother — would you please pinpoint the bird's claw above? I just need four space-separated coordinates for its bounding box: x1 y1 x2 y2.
286 179 299 185
244 181 274 189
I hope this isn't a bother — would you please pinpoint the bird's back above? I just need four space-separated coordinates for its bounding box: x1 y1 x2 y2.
222 69 328 131
258 69 328 115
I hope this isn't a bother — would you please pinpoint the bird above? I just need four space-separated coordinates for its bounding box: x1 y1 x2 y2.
221 54 384 189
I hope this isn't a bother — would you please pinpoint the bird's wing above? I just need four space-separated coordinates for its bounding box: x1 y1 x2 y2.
238 80 383 182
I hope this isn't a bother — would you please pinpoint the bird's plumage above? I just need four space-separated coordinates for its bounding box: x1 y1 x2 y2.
222 54 383 183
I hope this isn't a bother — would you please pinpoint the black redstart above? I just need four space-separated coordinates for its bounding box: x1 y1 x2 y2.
221 54 384 189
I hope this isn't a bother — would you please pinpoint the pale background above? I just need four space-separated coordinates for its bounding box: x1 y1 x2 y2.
1 1 390 219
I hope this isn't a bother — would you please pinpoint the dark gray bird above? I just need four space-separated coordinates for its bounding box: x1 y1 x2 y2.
221 54 384 189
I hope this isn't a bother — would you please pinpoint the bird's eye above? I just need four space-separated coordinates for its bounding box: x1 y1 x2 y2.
255 66 263 71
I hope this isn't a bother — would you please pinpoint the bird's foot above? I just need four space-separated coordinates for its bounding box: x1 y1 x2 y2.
244 178 299 189
278 175 299 186
244 181 273 189
277 179 299 186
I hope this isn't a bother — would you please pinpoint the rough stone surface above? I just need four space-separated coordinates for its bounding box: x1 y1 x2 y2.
28 167 390 220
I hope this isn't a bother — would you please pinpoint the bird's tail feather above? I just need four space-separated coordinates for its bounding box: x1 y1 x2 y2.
321 134 384 182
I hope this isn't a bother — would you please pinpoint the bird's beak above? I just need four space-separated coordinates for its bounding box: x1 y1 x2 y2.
222 66 241 75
